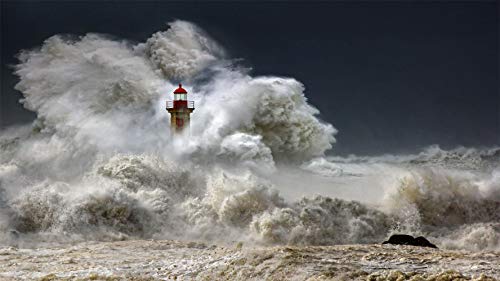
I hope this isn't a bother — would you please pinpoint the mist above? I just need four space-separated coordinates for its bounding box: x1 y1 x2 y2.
0 21 499 252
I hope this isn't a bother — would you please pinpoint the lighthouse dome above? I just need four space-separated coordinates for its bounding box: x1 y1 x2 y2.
174 84 187 94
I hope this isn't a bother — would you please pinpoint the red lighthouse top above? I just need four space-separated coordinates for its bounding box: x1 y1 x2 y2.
173 83 187 94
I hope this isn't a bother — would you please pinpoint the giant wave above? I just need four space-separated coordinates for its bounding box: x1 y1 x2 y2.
1 21 499 252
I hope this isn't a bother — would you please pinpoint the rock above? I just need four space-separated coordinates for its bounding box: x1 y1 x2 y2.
382 234 438 249
414 236 438 248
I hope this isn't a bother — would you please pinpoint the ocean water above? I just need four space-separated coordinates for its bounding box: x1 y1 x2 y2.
0 20 499 280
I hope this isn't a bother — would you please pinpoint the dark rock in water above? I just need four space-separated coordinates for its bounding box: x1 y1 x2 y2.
382 234 438 249
383 234 414 245
414 236 438 248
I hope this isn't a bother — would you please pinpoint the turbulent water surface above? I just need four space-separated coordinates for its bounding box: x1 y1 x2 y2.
1 240 499 280
1 21 499 280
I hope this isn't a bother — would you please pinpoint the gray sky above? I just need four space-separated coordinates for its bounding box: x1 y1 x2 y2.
1 1 498 155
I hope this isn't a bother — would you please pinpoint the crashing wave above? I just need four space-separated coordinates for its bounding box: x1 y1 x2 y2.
251 196 390 245
1 20 499 252
386 168 500 228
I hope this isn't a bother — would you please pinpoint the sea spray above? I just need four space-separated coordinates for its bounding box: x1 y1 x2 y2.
1 20 499 252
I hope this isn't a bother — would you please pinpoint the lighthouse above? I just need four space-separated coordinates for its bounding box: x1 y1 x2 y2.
166 84 195 133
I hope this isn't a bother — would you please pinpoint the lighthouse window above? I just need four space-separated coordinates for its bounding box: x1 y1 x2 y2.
175 94 187 101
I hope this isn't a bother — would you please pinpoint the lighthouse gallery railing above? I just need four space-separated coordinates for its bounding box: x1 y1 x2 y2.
166 101 195 109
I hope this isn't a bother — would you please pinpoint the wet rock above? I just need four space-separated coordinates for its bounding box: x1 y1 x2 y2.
382 234 438 249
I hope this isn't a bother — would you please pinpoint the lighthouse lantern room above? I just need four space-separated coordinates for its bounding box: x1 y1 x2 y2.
166 84 194 133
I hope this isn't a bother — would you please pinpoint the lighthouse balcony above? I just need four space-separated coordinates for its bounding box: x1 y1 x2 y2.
166 100 195 109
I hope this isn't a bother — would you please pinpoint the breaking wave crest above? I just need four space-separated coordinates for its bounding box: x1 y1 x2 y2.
385 168 500 251
1 20 499 252
387 168 500 228
251 196 391 245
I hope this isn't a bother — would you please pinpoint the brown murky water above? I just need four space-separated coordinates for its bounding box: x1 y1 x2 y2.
1 240 498 280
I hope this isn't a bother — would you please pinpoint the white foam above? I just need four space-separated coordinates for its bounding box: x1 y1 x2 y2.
2 20 500 252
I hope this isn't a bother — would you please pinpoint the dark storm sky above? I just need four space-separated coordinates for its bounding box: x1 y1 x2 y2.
1 1 498 155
